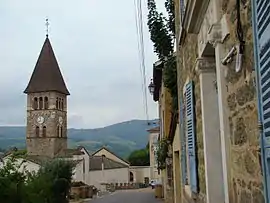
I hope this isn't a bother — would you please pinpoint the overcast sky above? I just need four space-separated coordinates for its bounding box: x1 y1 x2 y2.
0 0 167 128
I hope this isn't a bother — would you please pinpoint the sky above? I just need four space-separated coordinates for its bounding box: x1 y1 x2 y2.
0 0 166 128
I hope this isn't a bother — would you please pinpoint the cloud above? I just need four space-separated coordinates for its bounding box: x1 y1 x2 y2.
0 0 167 128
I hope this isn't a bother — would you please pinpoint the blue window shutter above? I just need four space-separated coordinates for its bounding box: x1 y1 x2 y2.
179 96 187 185
185 81 197 193
180 0 185 23
252 1 270 202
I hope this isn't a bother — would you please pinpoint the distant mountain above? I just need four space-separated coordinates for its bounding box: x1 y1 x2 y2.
0 119 159 159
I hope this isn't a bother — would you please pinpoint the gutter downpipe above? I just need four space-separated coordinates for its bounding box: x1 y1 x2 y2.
251 1 268 203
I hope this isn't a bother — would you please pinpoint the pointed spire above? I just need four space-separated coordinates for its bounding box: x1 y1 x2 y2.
24 37 70 95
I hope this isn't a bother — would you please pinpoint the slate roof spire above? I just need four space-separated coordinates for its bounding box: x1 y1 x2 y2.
24 37 70 95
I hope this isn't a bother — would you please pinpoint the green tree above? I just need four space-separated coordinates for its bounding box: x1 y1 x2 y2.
128 144 150 166
0 157 75 203
147 0 178 112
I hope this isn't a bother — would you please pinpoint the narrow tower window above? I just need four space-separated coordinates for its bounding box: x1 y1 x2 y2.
61 127 63 137
39 97 43 109
33 97 38 110
42 126 46 137
59 98 62 110
58 126 61 137
61 99 64 110
56 98 59 109
35 126 40 137
44 97 49 109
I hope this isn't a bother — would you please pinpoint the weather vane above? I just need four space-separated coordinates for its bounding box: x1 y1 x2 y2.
45 18 49 37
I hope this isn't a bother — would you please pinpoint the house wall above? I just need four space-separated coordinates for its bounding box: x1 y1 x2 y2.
173 124 181 203
1 157 40 174
221 1 263 202
129 166 151 183
88 167 129 189
176 33 205 201
174 0 263 203
159 83 174 202
149 131 159 180
93 149 129 166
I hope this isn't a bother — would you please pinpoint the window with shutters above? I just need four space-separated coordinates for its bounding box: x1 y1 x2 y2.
180 0 186 23
181 81 198 193
252 0 270 201
180 95 188 185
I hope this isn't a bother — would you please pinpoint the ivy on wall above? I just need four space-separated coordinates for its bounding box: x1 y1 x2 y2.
147 0 178 112
156 138 169 170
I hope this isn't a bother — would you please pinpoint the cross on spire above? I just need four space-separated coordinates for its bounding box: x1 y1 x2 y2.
45 18 49 38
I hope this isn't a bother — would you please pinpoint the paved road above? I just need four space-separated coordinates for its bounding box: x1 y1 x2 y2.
87 188 163 203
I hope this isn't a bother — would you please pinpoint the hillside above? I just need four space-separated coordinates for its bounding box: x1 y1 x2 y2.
0 119 158 159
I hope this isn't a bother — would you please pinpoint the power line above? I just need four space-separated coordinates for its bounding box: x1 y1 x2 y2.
133 0 147 121
133 0 150 123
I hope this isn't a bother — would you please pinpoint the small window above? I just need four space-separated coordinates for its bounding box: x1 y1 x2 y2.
35 126 39 137
61 99 64 110
39 97 43 109
59 98 62 110
58 126 61 137
42 126 46 137
44 97 49 109
61 127 63 137
33 97 38 110
56 98 59 109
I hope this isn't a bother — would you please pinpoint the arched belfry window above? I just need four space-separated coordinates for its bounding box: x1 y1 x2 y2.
56 98 59 109
61 99 64 110
39 97 43 109
35 126 39 137
42 126 46 137
44 97 49 109
59 98 62 110
33 97 38 110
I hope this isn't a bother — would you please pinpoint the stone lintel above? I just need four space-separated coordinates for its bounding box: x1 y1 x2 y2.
207 14 230 47
196 57 216 74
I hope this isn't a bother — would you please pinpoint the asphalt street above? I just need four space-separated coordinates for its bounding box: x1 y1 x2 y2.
87 188 163 203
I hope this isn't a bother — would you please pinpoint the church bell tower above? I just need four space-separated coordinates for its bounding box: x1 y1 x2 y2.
24 35 70 158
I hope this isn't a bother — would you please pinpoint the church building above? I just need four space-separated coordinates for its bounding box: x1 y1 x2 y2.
24 35 70 158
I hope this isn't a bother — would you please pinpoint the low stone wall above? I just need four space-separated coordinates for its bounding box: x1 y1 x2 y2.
70 185 95 199
111 182 147 190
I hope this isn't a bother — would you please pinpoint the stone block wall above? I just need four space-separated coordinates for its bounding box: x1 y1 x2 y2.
222 0 264 202
177 34 206 201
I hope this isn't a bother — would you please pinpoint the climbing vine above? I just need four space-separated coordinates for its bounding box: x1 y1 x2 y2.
156 138 169 170
147 0 178 112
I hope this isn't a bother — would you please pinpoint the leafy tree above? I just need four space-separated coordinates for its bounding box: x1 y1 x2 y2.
0 157 75 203
128 144 150 166
147 0 178 112
147 0 173 60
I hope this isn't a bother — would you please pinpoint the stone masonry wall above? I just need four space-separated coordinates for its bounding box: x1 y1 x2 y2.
177 33 206 202
222 0 264 202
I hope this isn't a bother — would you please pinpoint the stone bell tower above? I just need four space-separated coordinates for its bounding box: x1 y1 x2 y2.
24 36 70 158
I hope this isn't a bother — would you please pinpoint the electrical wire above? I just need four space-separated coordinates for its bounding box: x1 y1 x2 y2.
133 0 150 124
236 0 245 54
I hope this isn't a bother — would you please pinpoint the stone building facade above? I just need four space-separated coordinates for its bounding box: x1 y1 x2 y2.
172 0 263 203
24 37 70 158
